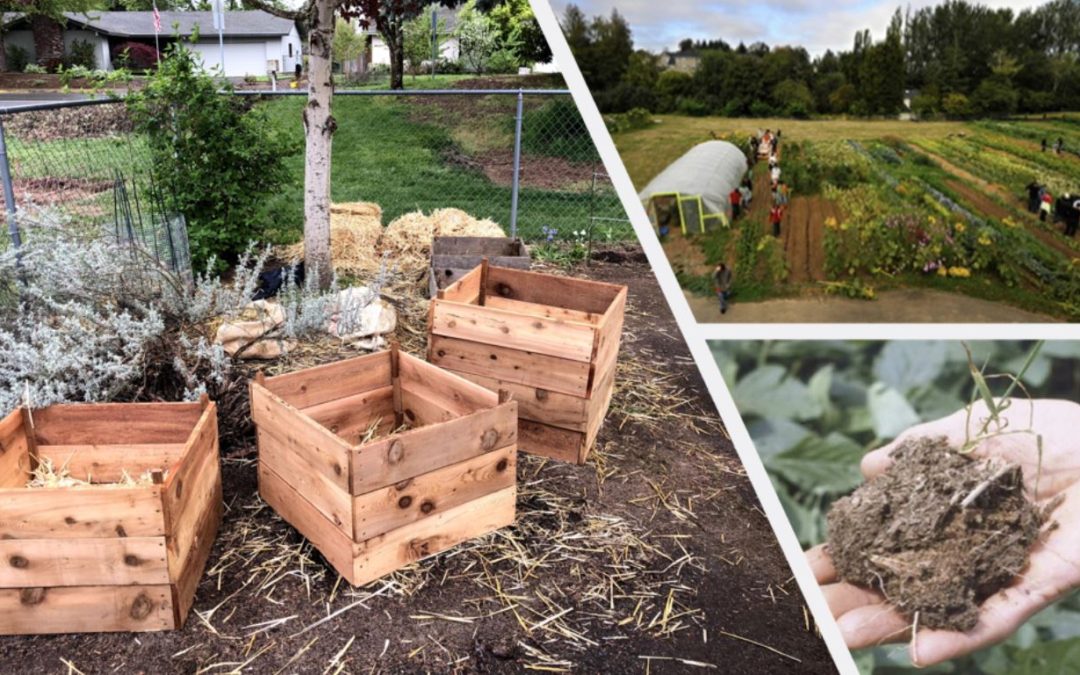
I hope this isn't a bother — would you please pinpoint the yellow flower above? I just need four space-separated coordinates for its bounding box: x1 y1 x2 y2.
948 266 971 278
955 222 966 233
825 217 838 229
937 266 948 277
978 235 992 246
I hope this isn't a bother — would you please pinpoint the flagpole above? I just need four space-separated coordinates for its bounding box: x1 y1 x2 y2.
153 2 161 65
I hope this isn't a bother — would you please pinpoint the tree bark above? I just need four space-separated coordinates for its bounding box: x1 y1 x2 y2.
303 0 336 290
384 21 404 90
31 15 65 69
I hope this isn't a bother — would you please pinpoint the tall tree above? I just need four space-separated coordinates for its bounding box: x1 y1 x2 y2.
14 0 103 68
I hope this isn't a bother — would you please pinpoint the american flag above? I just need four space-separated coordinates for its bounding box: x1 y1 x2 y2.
152 3 162 33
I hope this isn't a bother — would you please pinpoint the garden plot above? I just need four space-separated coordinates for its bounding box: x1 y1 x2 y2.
0 250 835 673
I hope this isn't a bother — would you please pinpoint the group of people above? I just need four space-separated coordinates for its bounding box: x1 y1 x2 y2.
1026 181 1080 237
1041 137 1068 155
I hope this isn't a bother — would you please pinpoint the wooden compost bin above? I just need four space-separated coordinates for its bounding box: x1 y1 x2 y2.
0 399 222 635
250 347 518 587
429 236 530 296
427 262 627 465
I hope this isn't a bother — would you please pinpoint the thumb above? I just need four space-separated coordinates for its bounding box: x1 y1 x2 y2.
861 408 973 479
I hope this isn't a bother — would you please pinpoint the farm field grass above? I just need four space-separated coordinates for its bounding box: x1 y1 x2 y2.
621 114 1080 321
616 116 971 186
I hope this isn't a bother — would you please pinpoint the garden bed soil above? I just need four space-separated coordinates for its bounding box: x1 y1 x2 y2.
781 196 833 284
826 436 1048 631
0 247 834 674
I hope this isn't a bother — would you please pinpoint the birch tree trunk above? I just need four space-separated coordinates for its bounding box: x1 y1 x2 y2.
303 0 337 289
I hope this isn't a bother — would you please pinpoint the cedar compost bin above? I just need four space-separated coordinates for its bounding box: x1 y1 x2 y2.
250 346 518 587
427 262 627 464
0 399 222 635
428 236 530 296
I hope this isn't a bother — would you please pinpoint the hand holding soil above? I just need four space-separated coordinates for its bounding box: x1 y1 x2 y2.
807 399 1080 666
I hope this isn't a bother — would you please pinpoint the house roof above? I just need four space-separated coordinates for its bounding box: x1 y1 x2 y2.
3 10 295 39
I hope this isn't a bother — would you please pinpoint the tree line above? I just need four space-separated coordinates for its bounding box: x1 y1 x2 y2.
563 0 1080 118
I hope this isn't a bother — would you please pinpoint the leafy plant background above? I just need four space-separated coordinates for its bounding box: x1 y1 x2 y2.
711 340 1080 675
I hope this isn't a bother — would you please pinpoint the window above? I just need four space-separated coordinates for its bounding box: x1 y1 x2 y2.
288 43 293 57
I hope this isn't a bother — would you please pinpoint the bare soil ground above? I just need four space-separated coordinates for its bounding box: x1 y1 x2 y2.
0 248 835 674
781 196 832 284
685 287 1060 323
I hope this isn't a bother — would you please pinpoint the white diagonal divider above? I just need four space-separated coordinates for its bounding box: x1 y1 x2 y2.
528 2 860 672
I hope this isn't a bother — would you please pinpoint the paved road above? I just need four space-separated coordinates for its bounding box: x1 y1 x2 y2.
686 288 1061 323
0 91 92 110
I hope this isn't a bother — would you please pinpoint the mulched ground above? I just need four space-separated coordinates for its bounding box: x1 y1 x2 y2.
0 246 835 674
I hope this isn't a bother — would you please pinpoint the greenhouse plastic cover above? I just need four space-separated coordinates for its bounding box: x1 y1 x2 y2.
638 140 748 215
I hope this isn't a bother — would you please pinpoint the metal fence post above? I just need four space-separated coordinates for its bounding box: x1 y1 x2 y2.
0 116 21 250
509 89 524 239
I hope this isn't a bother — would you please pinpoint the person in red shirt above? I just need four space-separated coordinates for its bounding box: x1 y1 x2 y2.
770 203 784 237
730 188 743 220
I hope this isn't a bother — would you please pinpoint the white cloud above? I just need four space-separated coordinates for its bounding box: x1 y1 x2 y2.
549 0 1048 55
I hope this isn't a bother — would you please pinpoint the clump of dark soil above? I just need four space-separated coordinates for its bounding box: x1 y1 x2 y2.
827 436 1049 631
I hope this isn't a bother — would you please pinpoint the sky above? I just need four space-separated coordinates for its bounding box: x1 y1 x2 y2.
549 0 1048 56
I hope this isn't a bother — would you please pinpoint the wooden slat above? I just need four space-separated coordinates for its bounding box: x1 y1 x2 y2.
397 351 496 416
352 402 517 495
401 388 458 426
172 482 222 627
0 537 169 588
258 428 352 535
518 419 585 465
31 403 202 446
485 266 623 316
448 370 588 431
258 463 357 581
0 486 166 539
431 301 597 363
590 286 627 395
300 386 396 445
428 335 590 398
583 365 617 462
0 409 30 489
484 296 601 326
0 584 174 634
351 485 516 587
250 382 352 493
163 404 221 578
438 264 482 304
36 445 186 484
262 351 392 409
353 445 516 541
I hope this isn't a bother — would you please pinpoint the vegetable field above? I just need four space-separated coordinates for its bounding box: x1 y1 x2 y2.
617 115 1080 321
713 339 1080 674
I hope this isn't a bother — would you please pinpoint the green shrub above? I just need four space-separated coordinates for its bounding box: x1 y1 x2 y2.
520 98 596 163
605 107 653 134
677 97 709 117
125 40 299 270
6 45 28 72
23 63 47 74
486 48 519 74
66 39 97 69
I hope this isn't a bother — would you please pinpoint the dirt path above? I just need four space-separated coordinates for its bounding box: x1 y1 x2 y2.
661 229 712 278
686 287 1060 323
781 196 831 284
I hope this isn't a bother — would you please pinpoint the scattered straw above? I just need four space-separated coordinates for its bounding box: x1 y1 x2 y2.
26 455 164 489
381 208 505 274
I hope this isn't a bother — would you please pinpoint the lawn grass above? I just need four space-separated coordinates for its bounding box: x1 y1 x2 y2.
256 96 629 244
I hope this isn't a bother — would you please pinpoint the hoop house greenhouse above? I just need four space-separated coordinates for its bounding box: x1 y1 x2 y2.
639 141 748 235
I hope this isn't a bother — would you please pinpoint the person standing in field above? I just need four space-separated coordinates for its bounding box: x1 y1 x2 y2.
777 181 791 206
1040 189 1054 222
770 203 784 237
1042 138 1048 152
730 187 743 220
1055 138 1064 155
713 262 733 314
774 129 782 153
1027 181 1042 213
739 179 752 210
1069 195 1080 237
770 163 782 189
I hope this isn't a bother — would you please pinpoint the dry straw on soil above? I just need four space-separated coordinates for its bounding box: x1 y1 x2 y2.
280 204 504 278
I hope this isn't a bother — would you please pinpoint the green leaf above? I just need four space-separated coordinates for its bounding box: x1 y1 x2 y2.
1005 636 1080 675
732 365 823 421
873 341 948 394
868 382 921 440
768 432 865 495
747 418 812 460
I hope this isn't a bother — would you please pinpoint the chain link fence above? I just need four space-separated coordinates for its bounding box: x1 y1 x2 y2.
0 89 632 258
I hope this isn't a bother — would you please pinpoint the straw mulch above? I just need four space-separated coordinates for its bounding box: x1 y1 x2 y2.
281 204 505 278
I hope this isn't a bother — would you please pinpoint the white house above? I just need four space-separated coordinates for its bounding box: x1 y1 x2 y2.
350 8 460 73
2 10 301 78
